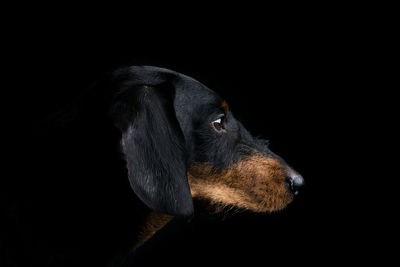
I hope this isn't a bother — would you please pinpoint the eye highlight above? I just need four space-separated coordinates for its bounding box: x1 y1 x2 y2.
211 115 226 132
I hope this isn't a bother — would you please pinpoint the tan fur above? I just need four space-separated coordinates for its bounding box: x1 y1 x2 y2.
188 155 293 213
221 100 229 114
133 211 173 250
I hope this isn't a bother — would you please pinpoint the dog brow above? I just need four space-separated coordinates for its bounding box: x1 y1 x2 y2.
221 100 229 114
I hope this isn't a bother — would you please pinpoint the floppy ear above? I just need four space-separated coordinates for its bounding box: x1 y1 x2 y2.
110 82 194 217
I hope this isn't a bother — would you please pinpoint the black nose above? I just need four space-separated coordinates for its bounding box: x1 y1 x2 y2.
285 172 304 195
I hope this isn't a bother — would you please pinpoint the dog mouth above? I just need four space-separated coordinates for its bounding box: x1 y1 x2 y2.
187 155 304 214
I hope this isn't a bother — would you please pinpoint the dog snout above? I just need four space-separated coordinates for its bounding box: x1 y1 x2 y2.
285 171 304 195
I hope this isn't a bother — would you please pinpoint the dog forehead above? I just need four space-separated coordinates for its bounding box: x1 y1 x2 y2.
175 82 219 109
173 78 221 124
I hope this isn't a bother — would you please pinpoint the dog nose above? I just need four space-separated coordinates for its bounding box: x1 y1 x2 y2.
285 172 304 195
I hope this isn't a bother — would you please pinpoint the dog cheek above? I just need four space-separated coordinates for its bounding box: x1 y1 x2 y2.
252 170 293 211
268 181 294 211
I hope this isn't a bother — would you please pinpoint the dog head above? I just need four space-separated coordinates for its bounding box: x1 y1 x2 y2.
109 66 304 216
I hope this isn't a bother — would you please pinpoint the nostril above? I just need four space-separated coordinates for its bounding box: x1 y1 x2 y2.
285 174 304 195
285 176 294 192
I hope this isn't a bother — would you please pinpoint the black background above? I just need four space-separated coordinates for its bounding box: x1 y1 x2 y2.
2 8 386 267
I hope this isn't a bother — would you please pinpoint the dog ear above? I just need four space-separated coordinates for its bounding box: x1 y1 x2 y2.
110 82 194 217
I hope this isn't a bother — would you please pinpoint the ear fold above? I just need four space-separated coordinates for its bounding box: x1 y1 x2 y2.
111 82 194 217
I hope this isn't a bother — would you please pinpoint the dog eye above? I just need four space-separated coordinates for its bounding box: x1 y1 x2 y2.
211 116 225 132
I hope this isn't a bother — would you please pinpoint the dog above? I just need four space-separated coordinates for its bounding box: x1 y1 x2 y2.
27 65 304 265
105 66 304 249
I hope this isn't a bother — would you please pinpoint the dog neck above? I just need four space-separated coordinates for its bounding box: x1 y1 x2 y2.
132 211 173 250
